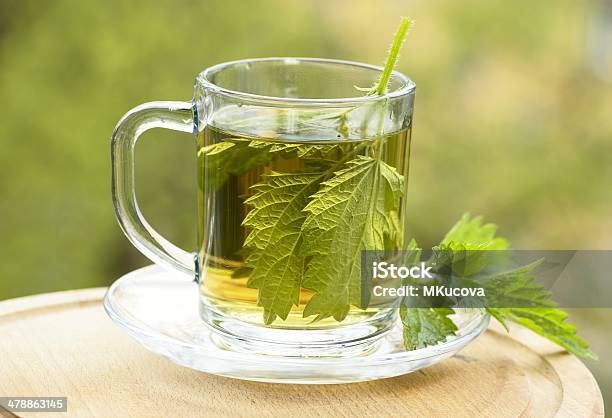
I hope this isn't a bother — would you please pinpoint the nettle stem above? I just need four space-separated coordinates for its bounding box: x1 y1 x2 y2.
369 16 414 97
333 16 414 142
364 17 414 159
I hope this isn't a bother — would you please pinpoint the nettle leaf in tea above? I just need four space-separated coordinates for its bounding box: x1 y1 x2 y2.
242 172 322 324
197 140 272 189
237 18 414 324
301 156 403 322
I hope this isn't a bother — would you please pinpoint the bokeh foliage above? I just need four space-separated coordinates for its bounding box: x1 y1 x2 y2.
1 0 611 404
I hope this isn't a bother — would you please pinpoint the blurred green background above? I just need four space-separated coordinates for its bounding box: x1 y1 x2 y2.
1 0 610 406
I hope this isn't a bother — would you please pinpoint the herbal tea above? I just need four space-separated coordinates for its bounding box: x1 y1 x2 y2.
197 107 411 329
110 12 594 366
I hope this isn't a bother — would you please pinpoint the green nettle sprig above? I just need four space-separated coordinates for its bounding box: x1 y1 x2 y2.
401 214 596 360
357 16 413 96
234 17 415 324
199 17 595 359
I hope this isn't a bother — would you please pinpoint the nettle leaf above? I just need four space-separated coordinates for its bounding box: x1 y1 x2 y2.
398 240 457 348
300 156 404 322
469 260 554 309
269 143 342 158
198 139 272 189
410 213 596 359
440 213 509 250
401 307 458 350
199 139 340 190
247 140 340 159
486 308 597 360
242 172 323 325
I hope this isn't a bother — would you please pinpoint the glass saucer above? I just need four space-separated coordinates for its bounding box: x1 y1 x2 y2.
104 265 489 384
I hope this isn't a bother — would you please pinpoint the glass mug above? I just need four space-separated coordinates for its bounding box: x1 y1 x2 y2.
112 58 415 356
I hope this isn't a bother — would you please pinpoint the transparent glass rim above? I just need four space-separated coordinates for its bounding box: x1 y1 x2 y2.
197 57 416 106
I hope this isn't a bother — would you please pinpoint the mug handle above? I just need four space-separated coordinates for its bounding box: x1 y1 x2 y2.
111 101 195 277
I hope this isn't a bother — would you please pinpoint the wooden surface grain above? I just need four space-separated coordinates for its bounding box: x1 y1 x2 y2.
0 289 604 418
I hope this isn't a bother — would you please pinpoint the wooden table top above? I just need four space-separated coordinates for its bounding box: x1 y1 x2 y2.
0 288 604 418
